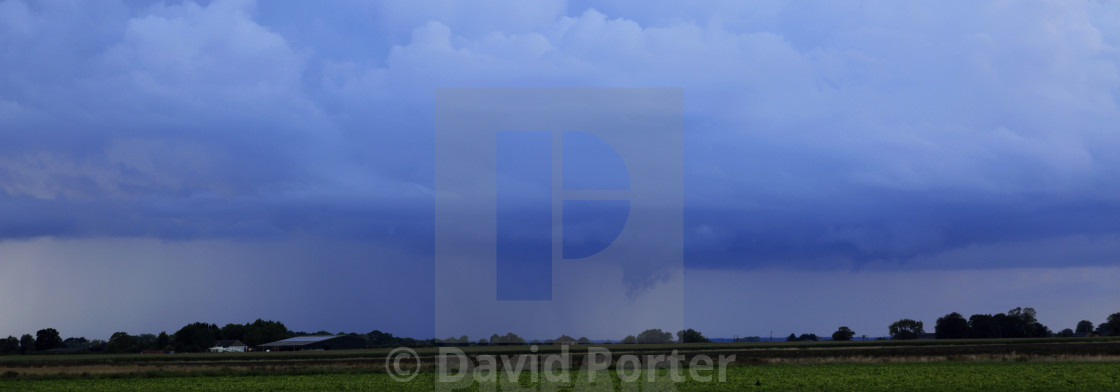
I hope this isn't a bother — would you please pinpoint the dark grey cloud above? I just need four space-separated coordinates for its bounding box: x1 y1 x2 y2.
4 0 1120 340
2 0 1120 272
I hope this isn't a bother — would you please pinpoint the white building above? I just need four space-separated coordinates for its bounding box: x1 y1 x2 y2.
209 340 249 352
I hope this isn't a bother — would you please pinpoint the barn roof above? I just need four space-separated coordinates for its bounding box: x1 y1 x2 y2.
258 335 346 347
212 340 246 347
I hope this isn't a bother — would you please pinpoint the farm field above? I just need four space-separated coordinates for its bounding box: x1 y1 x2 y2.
2 337 1118 368
1 362 1119 391
1 339 1119 391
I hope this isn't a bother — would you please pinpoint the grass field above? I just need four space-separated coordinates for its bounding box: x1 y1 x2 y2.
2 337 1118 368
1 362 1119 391
1 339 1119 391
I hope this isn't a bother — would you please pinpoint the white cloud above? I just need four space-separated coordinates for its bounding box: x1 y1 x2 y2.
373 0 566 39
341 2 1120 198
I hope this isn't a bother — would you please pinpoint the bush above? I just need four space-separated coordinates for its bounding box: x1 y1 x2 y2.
636 329 673 344
832 327 855 342
677 329 709 343
889 319 925 340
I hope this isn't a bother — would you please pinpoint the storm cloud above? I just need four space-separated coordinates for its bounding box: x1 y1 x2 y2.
2 0 1120 338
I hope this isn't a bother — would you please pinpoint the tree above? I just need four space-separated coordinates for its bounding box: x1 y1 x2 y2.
577 337 591 344
19 334 35 354
35 328 62 351
889 319 924 340
1095 323 1111 336
108 332 137 353
676 328 709 343
935 312 969 339
368 330 403 347
62 337 90 349
786 333 797 342
636 329 673 344
1005 307 1048 338
173 322 220 352
156 332 171 349
241 319 290 347
1058 328 1074 338
968 314 998 339
798 333 820 342
0 336 19 354
1106 313 1120 337
488 332 526 345
992 313 1013 338
441 336 470 345
221 323 246 341
135 334 158 351
505 332 526 345
966 309 1049 339
621 335 637 344
1075 320 1094 334
1032 324 1054 338
832 326 855 341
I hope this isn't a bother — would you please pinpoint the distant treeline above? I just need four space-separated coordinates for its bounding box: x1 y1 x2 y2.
782 308 1120 343
885 307 1119 341
0 319 434 355
1 309 1117 355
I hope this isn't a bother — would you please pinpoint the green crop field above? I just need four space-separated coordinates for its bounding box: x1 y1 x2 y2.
2 340 1119 390
2 361 1119 391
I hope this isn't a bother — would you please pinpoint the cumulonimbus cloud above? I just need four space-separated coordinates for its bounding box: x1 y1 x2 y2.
1 0 1119 272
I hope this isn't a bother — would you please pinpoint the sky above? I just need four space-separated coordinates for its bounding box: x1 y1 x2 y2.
2 0 1120 341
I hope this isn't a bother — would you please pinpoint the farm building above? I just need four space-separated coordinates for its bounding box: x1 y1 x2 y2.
553 335 577 345
257 335 367 351
209 340 249 352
